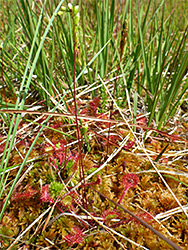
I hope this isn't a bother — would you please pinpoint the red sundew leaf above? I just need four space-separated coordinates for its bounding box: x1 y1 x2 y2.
102 209 120 221
109 135 120 143
49 156 58 170
40 184 54 203
136 114 147 125
118 174 139 204
61 190 78 202
65 152 79 171
80 107 89 114
123 140 135 150
79 98 101 116
11 185 39 202
64 226 85 246
55 152 64 166
1 214 12 225
122 173 139 189
89 97 101 115
111 212 153 228
129 212 153 224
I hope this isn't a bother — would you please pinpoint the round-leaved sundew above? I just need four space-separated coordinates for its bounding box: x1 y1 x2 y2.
118 173 139 204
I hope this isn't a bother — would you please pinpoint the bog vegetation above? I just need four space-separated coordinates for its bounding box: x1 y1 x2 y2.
0 0 188 249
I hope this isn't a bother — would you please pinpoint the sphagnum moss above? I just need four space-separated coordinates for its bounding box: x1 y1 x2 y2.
0 1 188 249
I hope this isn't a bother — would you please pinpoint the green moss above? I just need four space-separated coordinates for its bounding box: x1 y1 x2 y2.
49 181 65 199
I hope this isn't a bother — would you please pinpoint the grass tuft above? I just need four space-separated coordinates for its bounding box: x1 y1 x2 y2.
0 0 188 249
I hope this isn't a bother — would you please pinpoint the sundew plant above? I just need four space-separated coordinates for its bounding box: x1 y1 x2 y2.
0 0 188 249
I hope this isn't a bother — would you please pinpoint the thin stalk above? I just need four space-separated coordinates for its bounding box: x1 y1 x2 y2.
107 19 127 155
70 8 87 207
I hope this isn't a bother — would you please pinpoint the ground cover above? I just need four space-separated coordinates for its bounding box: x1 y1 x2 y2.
0 0 188 249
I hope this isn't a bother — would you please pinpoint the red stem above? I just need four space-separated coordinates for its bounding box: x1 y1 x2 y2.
118 187 129 204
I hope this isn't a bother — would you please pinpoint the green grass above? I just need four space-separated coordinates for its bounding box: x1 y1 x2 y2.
1 0 187 123
0 0 188 249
